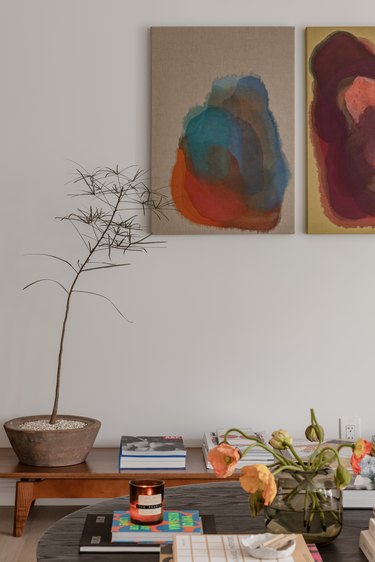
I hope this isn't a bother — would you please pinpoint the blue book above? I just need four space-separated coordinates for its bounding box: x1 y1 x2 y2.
118 454 186 470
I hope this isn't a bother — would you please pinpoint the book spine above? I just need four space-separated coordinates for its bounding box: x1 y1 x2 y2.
120 451 186 459
202 445 213 470
369 518 375 540
202 432 218 450
307 544 323 562
360 530 375 562
119 466 186 472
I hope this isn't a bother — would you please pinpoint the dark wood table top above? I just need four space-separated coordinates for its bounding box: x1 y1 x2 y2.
37 482 369 562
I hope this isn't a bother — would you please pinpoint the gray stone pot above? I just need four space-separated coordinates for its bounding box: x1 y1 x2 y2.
3 415 101 467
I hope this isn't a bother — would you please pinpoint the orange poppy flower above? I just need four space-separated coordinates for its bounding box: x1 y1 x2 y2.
350 438 373 475
207 443 240 477
240 464 277 505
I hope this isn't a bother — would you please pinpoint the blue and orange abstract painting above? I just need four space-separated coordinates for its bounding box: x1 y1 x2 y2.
171 76 290 232
151 27 294 234
307 27 375 233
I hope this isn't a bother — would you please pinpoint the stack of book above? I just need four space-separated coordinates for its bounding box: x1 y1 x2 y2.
202 429 274 469
79 510 215 553
359 515 375 561
119 435 187 470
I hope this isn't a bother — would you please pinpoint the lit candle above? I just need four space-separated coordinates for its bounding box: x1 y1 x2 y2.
129 479 165 525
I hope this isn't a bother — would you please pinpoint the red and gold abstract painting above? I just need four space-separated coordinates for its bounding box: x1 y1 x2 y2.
307 27 375 233
151 27 294 234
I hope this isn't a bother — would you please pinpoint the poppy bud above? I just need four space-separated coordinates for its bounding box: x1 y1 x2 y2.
305 424 325 442
269 429 293 449
335 465 351 490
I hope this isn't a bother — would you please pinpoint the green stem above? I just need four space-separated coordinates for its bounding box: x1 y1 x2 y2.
313 447 341 471
274 465 305 476
223 428 291 466
303 489 308 527
337 443 355 453
286 443 306 467
306 443 324 469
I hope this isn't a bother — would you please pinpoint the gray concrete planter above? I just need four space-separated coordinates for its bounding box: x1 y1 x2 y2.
3 415 101 467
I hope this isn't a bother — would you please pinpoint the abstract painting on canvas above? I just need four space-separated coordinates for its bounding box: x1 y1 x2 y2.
151 27 294 234
307 27 375 234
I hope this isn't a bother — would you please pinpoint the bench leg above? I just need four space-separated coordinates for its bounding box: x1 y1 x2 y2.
14 481 35 537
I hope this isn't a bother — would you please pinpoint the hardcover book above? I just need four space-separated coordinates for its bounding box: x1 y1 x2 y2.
79 513 160 553
120 435 186 456
111 510 203 542
79 512 215 553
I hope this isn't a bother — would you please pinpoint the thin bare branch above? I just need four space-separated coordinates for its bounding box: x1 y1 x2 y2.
72 289 133 323
23 278 69 294
82 263 131 272
25 253 77 272
65 218 89 249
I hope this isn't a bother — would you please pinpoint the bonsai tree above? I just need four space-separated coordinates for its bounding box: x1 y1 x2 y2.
25 165 171 425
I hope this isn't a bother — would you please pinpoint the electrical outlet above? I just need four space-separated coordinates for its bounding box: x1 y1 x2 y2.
339 416 361 441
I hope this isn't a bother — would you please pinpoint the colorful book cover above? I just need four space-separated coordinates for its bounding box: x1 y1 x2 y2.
79 514 161 553
120 435 186 456
112 510 202 541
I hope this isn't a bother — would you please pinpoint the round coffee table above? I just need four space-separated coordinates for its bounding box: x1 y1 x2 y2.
37 482 368 562
37 482 255 561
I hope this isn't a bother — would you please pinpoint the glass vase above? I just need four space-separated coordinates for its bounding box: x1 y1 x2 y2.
264 469 343 545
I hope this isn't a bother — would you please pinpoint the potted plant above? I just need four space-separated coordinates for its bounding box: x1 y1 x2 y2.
4 165 171 466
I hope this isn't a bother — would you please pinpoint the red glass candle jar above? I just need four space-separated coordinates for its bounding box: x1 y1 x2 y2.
129 479 165 525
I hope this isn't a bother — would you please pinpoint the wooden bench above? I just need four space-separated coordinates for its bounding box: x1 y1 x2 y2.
0 447 232 537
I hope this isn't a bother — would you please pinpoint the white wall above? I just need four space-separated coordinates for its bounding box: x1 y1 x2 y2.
1 0 375 462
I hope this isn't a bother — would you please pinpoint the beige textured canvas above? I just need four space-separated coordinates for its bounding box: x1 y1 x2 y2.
151 27 294 234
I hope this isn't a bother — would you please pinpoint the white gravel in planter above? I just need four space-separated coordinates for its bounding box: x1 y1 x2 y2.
19 419 87 431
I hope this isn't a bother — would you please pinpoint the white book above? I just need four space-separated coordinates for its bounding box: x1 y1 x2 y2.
173 534 314 562
119 458 186 469
360 530 375 562
343 488 375 508
202 431 218 450
202 444 213 470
